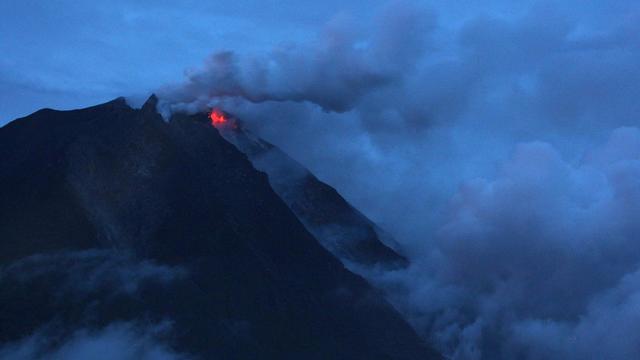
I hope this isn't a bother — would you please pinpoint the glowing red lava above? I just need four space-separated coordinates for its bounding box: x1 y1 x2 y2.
210 109 227 126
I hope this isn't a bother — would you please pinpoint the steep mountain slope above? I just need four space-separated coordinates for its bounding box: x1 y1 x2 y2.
214 113 407 270
0 96 440 359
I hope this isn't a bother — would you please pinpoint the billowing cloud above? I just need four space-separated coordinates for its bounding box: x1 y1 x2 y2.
0 322 189 360
157 1 434 116
366 127 640 359
155 2 640 358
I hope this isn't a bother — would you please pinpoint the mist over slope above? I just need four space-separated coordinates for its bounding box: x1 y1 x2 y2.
156 1 640 359
213 115 408 270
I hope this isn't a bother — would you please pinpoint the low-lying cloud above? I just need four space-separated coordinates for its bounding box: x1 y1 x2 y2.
2 249 186 300
372 127 640 359
0 250 189 360
0 322 188 360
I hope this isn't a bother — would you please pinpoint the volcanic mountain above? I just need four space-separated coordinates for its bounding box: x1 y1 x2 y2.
0 96 440 359
211 110 408 271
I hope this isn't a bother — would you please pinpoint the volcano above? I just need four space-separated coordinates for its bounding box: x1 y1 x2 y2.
0 96 440 359
210 109 408 271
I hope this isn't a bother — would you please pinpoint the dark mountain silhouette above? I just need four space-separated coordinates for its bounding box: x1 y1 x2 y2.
0 96 440 359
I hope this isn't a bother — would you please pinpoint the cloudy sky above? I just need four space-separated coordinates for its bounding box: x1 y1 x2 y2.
3 1 640 359
5 0 633 123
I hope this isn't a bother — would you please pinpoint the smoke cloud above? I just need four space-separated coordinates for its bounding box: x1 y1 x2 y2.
370 127 640 359
157 1 434 116
157 1 640 359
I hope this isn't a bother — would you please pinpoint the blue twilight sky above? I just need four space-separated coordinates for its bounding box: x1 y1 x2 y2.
2 0 633 124
1 0 380 122
3 1 640 359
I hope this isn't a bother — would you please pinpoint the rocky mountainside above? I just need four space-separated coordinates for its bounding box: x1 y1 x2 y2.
214 112 407 271
0 96 440 359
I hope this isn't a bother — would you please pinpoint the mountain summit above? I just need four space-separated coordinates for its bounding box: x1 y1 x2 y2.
0 96 440 359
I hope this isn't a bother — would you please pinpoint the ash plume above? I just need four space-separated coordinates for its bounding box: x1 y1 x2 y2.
157 1 433 116
155 1 640 359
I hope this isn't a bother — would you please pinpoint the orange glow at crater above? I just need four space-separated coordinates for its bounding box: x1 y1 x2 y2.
210 109 227 126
